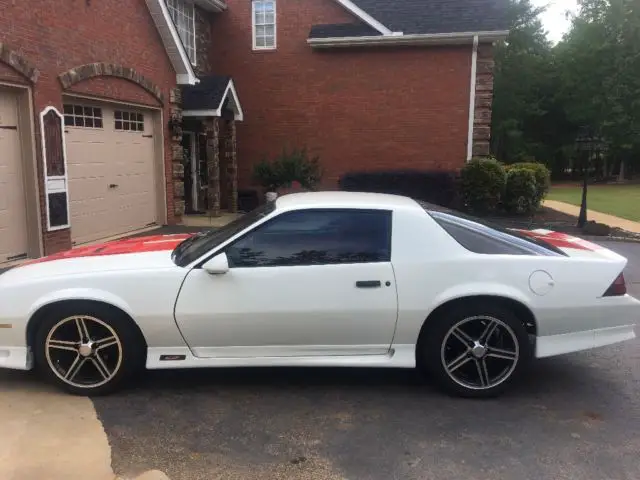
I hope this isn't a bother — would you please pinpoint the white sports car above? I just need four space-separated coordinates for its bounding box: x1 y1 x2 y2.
0 192 638 398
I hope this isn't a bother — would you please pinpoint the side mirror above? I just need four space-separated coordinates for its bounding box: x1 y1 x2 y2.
202 253 229 275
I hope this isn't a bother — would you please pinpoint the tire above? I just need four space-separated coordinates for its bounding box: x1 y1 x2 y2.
420 302 531 398
33 302 145 396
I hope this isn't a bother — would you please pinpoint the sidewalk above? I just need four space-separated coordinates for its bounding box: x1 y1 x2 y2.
543 199 640 234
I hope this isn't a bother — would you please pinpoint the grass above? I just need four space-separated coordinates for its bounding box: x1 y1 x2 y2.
546 183 640 222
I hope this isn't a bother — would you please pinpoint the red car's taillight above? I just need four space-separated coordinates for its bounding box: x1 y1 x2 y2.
603 273 627 296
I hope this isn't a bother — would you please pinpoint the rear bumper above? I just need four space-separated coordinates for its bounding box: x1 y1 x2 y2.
536 324 636 358
0 346 32 370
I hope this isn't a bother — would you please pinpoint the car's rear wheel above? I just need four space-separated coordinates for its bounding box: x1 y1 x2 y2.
421 302 531 398
33 303 144 396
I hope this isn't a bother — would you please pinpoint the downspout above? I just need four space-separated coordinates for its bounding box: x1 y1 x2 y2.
466 35 479 162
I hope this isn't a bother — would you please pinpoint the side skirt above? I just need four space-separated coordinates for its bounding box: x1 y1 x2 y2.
146 345 417 370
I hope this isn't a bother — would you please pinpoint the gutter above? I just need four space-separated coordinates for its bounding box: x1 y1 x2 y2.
307 30 509 48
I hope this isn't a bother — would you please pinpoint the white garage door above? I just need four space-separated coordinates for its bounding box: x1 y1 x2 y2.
0 89 29 264
64 102 158 245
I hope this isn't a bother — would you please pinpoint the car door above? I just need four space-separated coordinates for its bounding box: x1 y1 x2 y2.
174 208 399 358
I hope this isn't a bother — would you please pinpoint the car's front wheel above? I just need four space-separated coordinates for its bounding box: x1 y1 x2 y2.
33 303 144 396
422 303 531 398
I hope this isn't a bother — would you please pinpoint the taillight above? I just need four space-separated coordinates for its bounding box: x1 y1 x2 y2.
604 273 627 296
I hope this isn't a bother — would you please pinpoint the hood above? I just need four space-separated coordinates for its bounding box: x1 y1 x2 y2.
21 234 193 266
1 234 194 285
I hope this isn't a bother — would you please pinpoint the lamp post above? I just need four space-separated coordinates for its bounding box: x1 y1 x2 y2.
576 127 594 228
575 127 594 228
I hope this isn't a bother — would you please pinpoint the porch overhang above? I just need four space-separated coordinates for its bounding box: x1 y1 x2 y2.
181 76 244 121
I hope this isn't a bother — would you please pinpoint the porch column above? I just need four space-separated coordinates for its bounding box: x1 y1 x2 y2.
205 117 221 217
224 119 238 213
472 44 495 157
169 88 185 219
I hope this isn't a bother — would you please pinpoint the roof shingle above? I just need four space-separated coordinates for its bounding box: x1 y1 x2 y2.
308 0 510 39
182 75 231 111
309 23 381 39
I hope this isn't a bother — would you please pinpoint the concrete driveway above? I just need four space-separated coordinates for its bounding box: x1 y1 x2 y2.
1 241 639 480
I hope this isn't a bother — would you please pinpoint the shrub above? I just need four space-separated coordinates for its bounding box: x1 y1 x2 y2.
460 158 507 213
504 167 537 215
253 157 284 192
275 147 322 191
253 147 322 192
338 170 458 207
514 162 551 206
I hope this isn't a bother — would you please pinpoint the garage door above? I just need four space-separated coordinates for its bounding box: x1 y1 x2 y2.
0 89 29 264
64 102 158 245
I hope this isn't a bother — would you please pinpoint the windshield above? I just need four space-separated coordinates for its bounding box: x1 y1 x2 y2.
172 202 276 267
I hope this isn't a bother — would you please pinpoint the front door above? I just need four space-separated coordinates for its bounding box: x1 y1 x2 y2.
174 208 399 358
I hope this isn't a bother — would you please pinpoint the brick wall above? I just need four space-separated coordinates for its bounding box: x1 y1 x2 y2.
0 0 177 255
0 61 29 85
209 0 475 190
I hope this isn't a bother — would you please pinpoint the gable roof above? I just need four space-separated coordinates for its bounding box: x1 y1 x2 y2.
182 75 244 121
309 0 510 46
145 0 227 85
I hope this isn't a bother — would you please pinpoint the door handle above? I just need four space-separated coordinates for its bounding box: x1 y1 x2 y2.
109 184 119 189
356 280 381 288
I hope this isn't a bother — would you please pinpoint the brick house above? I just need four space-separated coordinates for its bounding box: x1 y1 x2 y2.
0 0 507 264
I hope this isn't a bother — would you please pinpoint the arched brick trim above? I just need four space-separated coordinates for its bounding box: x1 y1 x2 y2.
0 42 40 83
58 63 164 104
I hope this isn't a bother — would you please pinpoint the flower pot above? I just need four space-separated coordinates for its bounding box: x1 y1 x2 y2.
265 191 278 202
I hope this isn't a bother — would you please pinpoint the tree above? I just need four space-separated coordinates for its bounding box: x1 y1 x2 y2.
491 0 552 163
554 0 640 179
492 0 640 181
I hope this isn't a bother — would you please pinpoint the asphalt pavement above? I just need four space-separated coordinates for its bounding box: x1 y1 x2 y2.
91 241 640 480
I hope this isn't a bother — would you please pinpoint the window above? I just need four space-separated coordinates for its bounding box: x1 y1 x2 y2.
225 209 392 268
167 0 196 65
172 202 276 267
114 110 145 132
41 107 70 231
252 0 276 50
63 105 103 128
421 202 567 257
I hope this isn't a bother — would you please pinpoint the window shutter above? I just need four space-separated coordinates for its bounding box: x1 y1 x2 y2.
40 107 70 231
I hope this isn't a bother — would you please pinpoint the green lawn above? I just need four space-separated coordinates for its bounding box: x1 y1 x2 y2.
547 184 640 222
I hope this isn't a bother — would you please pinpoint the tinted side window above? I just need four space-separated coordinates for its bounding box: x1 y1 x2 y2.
226 209 392 268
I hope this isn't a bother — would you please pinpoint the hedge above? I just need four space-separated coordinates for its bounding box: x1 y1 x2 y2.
505 162 551 207
504 167 537 214
460 158 507 213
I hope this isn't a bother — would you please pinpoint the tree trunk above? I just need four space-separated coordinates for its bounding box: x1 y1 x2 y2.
608 157 616 178
618 159 626 182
